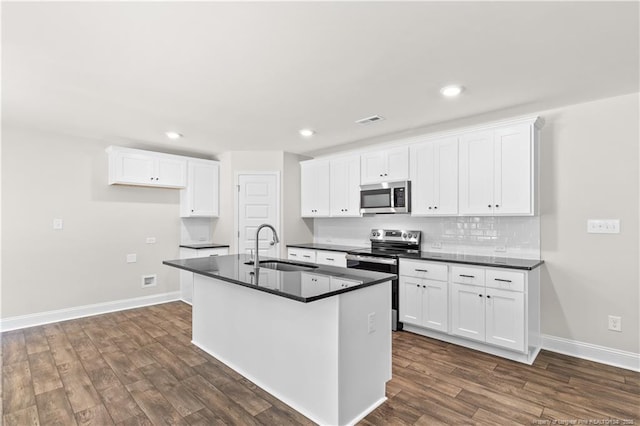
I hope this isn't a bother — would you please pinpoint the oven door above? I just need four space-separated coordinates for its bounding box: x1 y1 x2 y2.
345 254 400 331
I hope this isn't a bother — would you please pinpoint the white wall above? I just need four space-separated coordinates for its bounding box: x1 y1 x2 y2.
539 93 639 354
1 126 182 318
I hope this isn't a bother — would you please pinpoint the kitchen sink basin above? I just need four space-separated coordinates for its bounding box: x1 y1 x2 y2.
245 260 319 272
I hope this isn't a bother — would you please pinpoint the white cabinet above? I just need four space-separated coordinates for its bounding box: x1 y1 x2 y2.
106 146 187 188
287 247 317 263
301 160 330 217
180 159 220 217
410 137 458 216
330 277 362 291
401 259 539 364
301 273 331 297
329 156 361 217
450 266 526 352
360 146 409 184
315 250 347 268
459 123 535 215
179 246 229 303
399 260 448 333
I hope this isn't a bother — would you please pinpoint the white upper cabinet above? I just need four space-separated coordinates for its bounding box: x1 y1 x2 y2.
459 123 535 215
301 160 330 217
360 146 409 184
180 159 220 217
330 155 361 217
107 146 187 188
410 137 459 216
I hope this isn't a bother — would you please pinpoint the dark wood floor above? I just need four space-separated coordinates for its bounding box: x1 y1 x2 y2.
2 301 638 425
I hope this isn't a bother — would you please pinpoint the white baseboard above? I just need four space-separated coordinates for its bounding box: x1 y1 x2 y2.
0 291 181 332
542 334 640 372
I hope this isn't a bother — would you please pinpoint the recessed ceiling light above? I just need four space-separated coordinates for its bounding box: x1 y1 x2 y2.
299 128 315 137
440 85 464 97
165 131 183 140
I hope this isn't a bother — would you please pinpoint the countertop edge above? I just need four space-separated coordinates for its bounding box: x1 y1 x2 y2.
162 259 396 303
179 244 230 249
286 243 364 253
398 255 544 270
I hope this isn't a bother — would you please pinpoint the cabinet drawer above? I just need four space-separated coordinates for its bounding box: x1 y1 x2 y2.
316 251 347 268
400 259 448 281
287 248 316 263
451 266 485 285
486 269 525 292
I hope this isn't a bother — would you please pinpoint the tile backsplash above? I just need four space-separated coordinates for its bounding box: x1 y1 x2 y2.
313 215 540 260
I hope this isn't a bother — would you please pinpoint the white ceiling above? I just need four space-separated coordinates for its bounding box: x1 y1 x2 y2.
2 2 638 156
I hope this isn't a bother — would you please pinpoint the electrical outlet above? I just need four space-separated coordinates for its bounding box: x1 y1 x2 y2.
126 253 137 263
146 237 156 244
588 219 620 234
431 242 442 249
608 315 622 332
367 312 376 334
495 245 507 253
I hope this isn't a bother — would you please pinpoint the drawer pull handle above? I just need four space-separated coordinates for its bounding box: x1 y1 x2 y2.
326 258 335 261
303 255 311 258
494 278 512 283
290 254 297 257
415 269 428 272
460 274 475 278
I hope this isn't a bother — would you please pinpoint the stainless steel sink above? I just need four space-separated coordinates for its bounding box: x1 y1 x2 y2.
245 260 319 272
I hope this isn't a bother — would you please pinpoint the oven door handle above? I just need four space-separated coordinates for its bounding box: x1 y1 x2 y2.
345 254 398 265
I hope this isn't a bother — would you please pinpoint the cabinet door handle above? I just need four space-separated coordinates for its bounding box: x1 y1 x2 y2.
415 269 428 272
460 274 475 278
150 177 154 180
422 285 426 288
303 255 311 258
488 204 492 208
495 204 500 208
326 258 335 261
428 206 432 210
434 206 438 209
416 284 420 288
486 295 491 299
494 278 512 283
290 254 297 257
478 294 483 297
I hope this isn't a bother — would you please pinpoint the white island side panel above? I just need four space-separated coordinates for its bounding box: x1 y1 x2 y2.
191 274 391 426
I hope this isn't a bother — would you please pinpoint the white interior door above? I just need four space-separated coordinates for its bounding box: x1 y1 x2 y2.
237 173 280 259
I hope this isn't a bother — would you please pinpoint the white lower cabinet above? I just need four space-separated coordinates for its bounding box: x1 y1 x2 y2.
287 247 317 263
179 247 229 303
399 261 448 333
400 258 540 364
315 250 347 268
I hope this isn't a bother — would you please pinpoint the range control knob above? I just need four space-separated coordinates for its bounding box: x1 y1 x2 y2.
402 233 407 238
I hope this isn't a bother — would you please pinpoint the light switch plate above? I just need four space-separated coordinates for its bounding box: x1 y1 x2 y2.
53 218 63 230
587 219 620 234
126 253 137 263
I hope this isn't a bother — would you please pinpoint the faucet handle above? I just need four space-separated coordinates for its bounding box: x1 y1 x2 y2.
249 249 255 262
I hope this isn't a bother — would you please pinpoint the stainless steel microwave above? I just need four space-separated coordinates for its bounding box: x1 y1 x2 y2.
360 181 411 214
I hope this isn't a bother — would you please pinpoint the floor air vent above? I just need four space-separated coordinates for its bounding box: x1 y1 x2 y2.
141 274 157 288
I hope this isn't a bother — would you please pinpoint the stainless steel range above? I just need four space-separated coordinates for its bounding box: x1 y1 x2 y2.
345 229 421 331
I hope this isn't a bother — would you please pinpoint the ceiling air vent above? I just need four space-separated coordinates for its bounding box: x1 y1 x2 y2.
355 115 385 125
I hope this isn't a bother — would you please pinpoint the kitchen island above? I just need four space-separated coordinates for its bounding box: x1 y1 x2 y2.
163 254 396 426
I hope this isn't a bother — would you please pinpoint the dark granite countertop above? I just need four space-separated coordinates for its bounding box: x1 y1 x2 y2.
287 243 367 253
179 243 230 249
398 252 544 270
163 254 396 303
